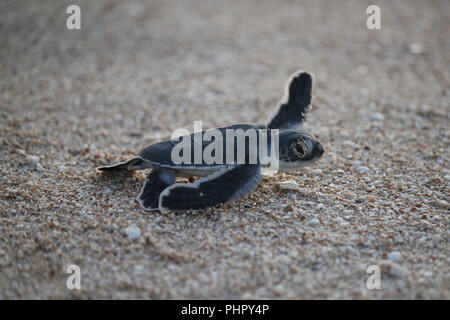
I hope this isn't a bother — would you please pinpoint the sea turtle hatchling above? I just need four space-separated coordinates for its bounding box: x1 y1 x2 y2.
98 70 324 211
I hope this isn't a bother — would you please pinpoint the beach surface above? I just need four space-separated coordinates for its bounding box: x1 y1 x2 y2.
0 0 448 299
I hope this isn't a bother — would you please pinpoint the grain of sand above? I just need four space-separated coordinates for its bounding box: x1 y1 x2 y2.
0 0 449 299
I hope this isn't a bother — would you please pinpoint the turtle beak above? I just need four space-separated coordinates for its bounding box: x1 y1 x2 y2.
314 143 324 158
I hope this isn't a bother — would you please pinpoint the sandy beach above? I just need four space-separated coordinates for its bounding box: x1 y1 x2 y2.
0 0 448 299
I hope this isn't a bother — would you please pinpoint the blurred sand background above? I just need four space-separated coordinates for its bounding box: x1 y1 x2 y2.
0 0 448 299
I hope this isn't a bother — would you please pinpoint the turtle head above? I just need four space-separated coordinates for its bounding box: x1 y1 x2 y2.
278 130 324 171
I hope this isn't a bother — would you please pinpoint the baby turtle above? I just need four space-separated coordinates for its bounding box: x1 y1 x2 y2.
98 70 324 211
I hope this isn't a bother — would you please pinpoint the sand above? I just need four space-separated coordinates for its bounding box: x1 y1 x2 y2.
0 0 448 299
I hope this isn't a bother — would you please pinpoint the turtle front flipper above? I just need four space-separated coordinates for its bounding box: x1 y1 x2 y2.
267 71 313 130
136 167 176 210
97 157 149 172
158 164 262 211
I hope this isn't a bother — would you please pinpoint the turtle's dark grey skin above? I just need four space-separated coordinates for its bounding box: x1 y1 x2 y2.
97 70 324 211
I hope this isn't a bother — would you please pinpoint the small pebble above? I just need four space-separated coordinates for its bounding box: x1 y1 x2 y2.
336 217 344 223
26 155 44 172
357 166 370 173
343 140 356 148
310 169 323 175
370 112 385 122
125 226 141 240
308 218 320 226
279 180 299 191
409 42 424 54
387 251 401 262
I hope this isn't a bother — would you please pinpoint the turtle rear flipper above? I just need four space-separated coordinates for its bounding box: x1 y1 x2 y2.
97 157 149 171
136 167 175 210
267 71 313 130
158 164 262 211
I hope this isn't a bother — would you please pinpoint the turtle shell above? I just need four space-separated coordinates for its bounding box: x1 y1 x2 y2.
138 123 267 170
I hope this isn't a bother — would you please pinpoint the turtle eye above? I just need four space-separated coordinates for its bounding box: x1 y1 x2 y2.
291 140 306 157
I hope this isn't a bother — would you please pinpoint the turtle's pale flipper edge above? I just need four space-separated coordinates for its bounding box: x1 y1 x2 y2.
97 157 149 172
267 71 313 130
136 167 176 211
158 164 262 211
